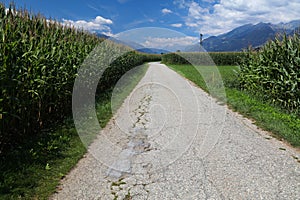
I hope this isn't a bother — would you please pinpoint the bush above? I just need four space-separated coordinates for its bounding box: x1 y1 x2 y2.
238 34 300 114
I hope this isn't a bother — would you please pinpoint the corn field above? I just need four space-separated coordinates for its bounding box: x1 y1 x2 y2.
162 52 245 66
0 3 160 154
239 34 300 114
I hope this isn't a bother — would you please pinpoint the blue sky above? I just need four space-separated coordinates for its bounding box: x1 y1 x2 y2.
3 0 300 50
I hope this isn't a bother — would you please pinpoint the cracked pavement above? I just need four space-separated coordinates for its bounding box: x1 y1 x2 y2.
51 62 300 200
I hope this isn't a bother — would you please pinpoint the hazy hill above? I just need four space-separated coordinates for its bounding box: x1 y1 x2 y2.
96 33 168 54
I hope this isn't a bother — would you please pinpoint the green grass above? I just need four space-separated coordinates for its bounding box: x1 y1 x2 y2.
168 65 238 92
168 64 300 147
0 64 149 199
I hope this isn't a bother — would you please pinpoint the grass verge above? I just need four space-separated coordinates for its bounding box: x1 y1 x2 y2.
167 64 300 147
0 64 149 199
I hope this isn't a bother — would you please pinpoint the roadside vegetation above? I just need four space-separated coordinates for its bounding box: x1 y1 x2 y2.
1 1 299 198
163 34 300 147
162 52 245 66
0 3 159 199
239 34 300 115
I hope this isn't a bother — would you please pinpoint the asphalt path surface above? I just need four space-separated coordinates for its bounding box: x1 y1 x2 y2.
51 62 300 199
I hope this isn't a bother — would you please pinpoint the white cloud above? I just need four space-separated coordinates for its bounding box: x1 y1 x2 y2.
94 16 113 24
176 0 300 36
142 36 198 51
162 8 173 14
188 1 209 20
62 15 113 34
173 0 187 9
5 8 18 15
171 23 183 28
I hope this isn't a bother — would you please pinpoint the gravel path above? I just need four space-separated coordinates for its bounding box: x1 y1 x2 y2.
51 62 300 200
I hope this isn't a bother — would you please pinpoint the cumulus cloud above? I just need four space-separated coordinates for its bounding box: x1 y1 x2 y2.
62 15 113 34
177 0 300 36
142 36 198 51
94 16 113 24
171 23 183 28
162 8 173 14
188 1 209 20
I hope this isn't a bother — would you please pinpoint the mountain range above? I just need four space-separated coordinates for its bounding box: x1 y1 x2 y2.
97 20 300 53
187 20 300 52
